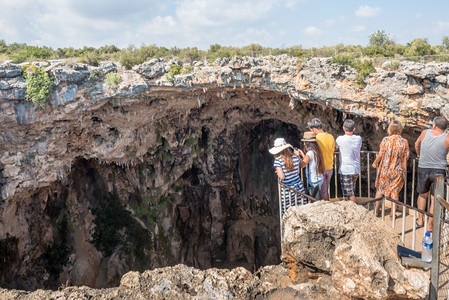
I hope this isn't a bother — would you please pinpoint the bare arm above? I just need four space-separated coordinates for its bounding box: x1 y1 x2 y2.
415 129 427 157
372 138 385 168
275 167 285 180
372 153 383 168
294 149 310 168
445 133 449 150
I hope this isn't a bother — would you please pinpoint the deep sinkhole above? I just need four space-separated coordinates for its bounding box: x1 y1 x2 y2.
0 91 425 291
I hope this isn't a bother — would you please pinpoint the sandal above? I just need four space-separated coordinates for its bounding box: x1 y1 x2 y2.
416 220 424 228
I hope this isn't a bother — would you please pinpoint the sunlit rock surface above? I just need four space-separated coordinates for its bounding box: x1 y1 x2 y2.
282 201 428 299
0 56 443 292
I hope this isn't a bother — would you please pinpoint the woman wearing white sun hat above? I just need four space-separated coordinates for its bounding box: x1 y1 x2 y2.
269 137 306 214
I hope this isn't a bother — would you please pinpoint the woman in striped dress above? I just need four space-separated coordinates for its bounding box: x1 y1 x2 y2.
269 138 306 215
372 120 410 217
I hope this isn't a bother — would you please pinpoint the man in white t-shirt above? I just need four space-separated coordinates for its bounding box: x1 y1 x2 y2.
335 119 362 202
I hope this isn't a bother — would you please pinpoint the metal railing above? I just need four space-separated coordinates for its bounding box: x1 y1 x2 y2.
277 181 319 237
277 150 441 244
277 152 449 297
430 176 449 299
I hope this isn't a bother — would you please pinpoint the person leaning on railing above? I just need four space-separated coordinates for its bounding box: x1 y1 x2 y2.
415 116 449 232
306 118 335 200
269 137 306 215
335 119 362 202
294 131 325 200
372 120 409 218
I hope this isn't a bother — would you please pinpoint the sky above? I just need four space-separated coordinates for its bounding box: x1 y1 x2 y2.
1 0 449 50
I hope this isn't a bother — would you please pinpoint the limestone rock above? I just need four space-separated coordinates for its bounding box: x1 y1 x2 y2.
0 62 22 78
0 55 446 293
132 58 167 79
0 263 343 299
281 201 428 299
51 64 90 85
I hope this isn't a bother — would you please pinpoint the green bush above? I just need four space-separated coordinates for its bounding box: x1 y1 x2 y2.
9 45 54 63
369 30 394 47
23 65 54 108
105 72 121 88
363 45 395 57
331 54 356 66
164 64 183 82
383 60 401 71
178 47 202 63
443 36 449 50
331 55 376 87
404 38 435 57
353 59 376 86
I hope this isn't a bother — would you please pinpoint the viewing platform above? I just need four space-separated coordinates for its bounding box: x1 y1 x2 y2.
277 151 449 298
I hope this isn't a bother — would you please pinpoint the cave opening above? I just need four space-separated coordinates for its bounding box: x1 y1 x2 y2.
1 93 426 291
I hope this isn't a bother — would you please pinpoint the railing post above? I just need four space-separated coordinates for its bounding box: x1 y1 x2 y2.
278 181 283 239
358 171 362 198
412 159 417 250
401 162 407 243
334 153 338 199
367 152 371 201
430 176 444 299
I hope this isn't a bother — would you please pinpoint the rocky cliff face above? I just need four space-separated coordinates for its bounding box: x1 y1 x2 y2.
0 55 446 290
0 201 428 299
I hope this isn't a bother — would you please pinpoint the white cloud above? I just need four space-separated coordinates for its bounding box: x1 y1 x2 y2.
285 0 309 8
355 5 380 18
136 16 178 37
176 0 275 28
0 0 173 48
349 25 365 32
430 21 449 38
325 19 335 26
65 0 160 20
233 28 274 46
303 26 322 36
0 0 43 43
437 21 449 30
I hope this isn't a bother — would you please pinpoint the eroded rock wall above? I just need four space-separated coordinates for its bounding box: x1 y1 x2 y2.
0 56 447 289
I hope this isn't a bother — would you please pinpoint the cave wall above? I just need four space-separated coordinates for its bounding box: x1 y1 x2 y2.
0 90 401 290
1 56 447 289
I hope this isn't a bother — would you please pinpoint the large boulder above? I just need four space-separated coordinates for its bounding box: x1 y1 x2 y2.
281 201 428 299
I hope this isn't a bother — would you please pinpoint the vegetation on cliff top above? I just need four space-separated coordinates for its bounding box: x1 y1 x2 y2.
22 65 54 108
1 30 449 69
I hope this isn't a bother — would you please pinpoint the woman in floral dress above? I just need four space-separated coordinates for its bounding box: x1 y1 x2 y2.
372 120 410 217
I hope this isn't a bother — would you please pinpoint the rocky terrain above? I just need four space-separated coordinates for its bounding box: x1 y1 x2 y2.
0 55 446 292
0 201 428 299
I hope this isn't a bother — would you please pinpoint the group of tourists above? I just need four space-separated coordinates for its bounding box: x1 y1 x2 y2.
269 118 362 214
270 115 449 233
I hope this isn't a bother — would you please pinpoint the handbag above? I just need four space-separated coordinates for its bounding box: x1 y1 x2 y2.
308 184 321 200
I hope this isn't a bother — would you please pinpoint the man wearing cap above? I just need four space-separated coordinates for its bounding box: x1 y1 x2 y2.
335 119 362 202
307 118 335 200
